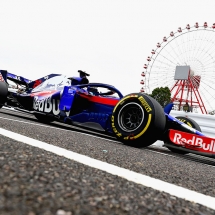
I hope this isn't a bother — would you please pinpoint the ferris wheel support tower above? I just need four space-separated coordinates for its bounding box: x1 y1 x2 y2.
171 66 207 113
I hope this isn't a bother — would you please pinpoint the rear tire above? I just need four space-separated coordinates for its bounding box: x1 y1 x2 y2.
166 116 201 154
0 80 8 109
111 93 166 148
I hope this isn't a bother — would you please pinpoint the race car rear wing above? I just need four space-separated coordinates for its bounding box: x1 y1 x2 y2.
0 70 32 86
0 70 61 90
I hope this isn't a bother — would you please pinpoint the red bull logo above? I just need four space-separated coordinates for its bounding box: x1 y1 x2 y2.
33 96 70 116
169 130 215 153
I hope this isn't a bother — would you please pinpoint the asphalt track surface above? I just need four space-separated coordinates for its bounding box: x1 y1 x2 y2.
0 108 215 215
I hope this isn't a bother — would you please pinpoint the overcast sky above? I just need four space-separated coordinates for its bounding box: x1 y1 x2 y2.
1 0 215 95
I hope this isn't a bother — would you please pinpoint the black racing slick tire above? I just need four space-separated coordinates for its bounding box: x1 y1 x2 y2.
34 113 55 124
175 116 201 132
166 116 201 154
0 80 8 109
111 93 166 148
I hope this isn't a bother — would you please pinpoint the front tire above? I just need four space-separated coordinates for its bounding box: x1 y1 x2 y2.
111 93 166 147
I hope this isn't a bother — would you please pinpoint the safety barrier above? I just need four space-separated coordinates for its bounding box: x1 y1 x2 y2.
154 111 215 147
171 110 215 138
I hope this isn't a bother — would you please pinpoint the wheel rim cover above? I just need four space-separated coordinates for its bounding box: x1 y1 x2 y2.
118 102 144 132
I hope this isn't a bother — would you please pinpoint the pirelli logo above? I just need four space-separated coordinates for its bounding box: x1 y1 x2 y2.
138 96 152 113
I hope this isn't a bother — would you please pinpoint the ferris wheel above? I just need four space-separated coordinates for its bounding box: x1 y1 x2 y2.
140 22 215 114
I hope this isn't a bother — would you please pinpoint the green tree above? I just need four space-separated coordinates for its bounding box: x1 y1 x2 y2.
149 87 171 107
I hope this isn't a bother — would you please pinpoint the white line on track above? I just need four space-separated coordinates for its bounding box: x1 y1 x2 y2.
0 127 215 210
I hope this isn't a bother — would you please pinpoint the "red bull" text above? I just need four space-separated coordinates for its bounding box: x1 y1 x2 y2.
172 132 215 152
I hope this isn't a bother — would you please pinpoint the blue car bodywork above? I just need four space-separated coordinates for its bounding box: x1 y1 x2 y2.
2 71 124 134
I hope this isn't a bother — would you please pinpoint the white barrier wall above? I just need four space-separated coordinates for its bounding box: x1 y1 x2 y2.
154 111 215 147
170 110 215 138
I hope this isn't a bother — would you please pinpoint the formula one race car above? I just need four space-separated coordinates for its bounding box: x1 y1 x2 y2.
0 69 215 158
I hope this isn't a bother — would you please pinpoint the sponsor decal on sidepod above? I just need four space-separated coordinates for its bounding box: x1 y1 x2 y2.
33 96 70 116
169 130 215 153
